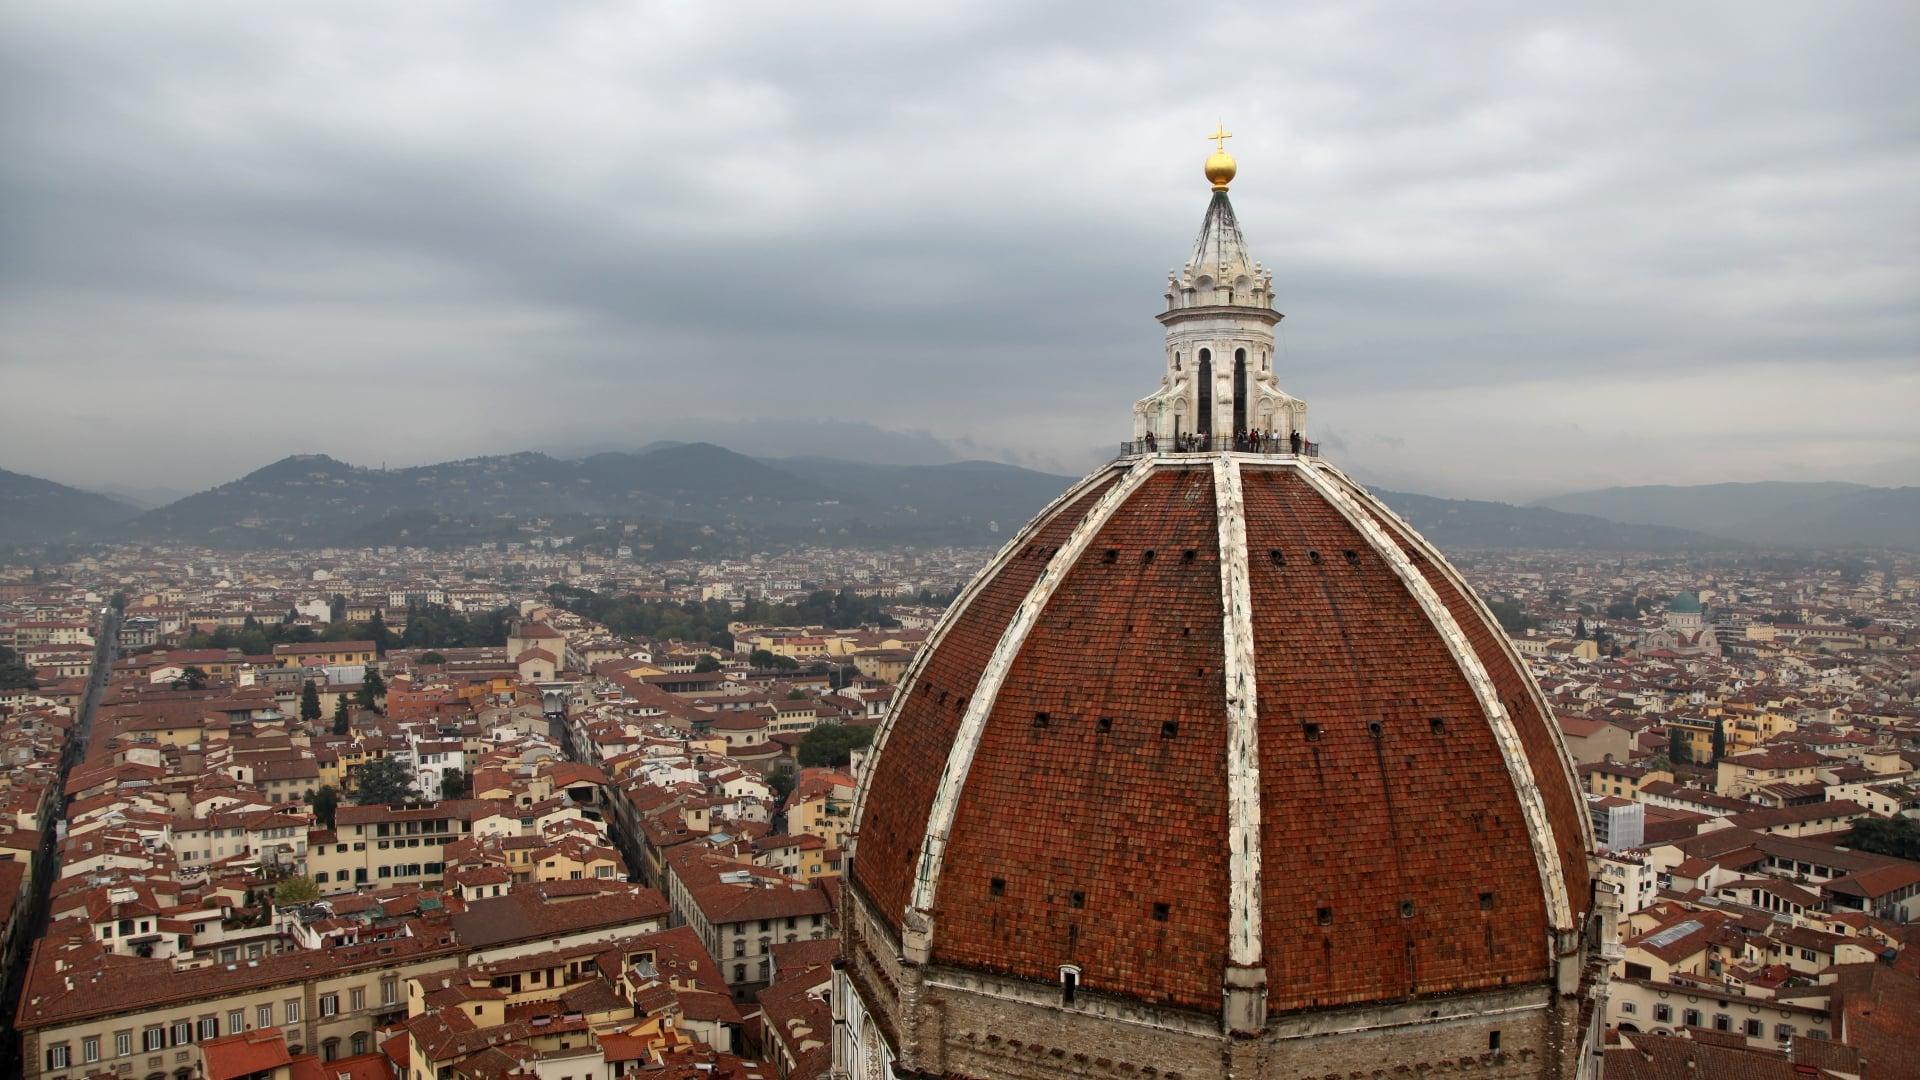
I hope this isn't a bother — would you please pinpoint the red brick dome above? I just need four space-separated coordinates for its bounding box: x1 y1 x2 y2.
848 453 1593 1021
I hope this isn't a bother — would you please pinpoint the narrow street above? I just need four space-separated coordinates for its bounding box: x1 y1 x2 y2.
2 609 117 1068
546 697 648 886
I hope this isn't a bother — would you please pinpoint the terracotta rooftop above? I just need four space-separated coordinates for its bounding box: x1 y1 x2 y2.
851 458 1592 1017
198 1027 293 1080
449 881 668 948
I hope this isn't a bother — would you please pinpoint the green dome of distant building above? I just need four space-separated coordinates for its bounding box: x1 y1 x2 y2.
1668 591 1703 614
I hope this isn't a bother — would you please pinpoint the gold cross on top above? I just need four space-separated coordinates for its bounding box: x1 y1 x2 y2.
1208 122 1233 152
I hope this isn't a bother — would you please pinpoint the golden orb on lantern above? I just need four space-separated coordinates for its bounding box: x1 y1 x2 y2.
1205 150 1237 189
1204 122 1236 190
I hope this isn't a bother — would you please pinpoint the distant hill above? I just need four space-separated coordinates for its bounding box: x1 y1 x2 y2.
1533 482 1868 532
1724 487 1920 549
0 467 140 545
85 448 1915 553
1536 482 1919 549
132 446 841 548
85 481 190 509
768 457 1075 529
1373 489 1732 551
126 446 1078 550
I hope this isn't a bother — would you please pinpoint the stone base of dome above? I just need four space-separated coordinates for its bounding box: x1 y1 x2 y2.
836 884 1602 1080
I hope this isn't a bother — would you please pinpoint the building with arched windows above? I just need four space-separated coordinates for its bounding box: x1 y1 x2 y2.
832 142 1612 1080
1133 152 1306 447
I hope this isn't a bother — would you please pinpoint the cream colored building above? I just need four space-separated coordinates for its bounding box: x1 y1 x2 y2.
21 941 454 1080
784 769 855 852
1605 977 1830 1047
306 801 517 894
1715 749 1822 797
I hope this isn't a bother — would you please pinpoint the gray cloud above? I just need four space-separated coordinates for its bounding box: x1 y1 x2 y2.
1 0 1916 499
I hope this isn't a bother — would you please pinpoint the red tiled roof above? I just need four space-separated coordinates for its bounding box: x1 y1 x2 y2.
449 881 668 947
1358 477 1591 914
852 474 1119 933
1830 962 1920 1080
1605 1030 1815 1080
851 460 1591 1017
199 1028 293 1080
311 1052 393 1080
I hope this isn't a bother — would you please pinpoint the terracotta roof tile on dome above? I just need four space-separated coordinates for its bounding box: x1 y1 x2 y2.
1240 469 1548 1010
1342 473 1593 909
934 468 1232 1010
850 472 1122 929
849 453 1594 1021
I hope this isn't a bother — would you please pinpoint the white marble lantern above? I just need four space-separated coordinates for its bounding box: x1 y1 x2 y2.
1133 142 1307 445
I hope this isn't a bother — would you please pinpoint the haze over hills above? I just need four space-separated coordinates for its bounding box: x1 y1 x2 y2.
766 457 1075 525
540 418 962 469
82 481 191 510
119 444 1069 550
8 450 1912 553
122 448 1728 553
1537 482 1920 549
0 467 140 545
1371 490 1728 552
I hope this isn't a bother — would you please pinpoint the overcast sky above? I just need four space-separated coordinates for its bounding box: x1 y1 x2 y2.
3 1 1916 502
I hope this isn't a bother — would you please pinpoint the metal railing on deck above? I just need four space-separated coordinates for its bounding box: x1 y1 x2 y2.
1117 434 1319 458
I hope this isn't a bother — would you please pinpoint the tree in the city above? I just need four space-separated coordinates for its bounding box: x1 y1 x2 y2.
798 723 874 768
355 669 385 714
1848 817 1920 861
768 764 797 806
350 757 418 805
1667 725 1689 766
367 609 392 654
274 876 321 904
0 646 37 692
311 785 339 829
1485 599 1536 634
173 665 209 691
440 769 468 800
300 680 322 723
693 655 721 673
332 695 351 736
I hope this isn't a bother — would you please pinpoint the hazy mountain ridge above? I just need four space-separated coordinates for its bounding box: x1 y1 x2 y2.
17 451 1904 553
0 467 141 545
129 445 868 547
120 445 1081 549
1372 489 1730 552
766 457 1072 526
1538 482 1919 549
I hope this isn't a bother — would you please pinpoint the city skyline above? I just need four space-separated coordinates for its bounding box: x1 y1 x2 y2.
7 7 1920 1079
2 1 1915 501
